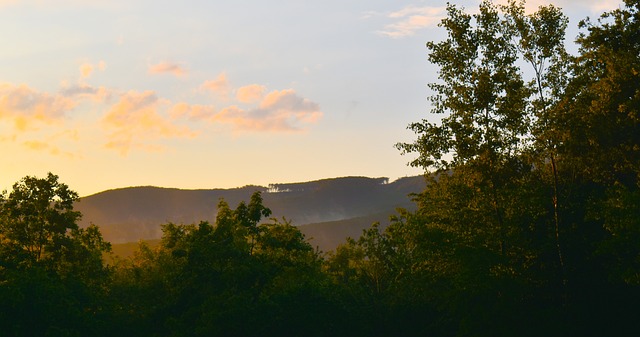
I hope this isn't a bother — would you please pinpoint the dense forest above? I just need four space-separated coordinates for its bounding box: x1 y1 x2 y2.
1 1 639 336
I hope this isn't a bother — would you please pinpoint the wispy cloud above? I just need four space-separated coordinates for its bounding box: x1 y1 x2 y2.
201 73 231 100
503 0 621 14
22 140 49 151
148 62 188 77
377 6 446 38
60 83 112 103
79 60 105 79
80 63 94 78
102 90 197 155
170 102 216 121
0 82 76 131
213 89 322 132
2 71 322 156
170 86 322 133
22 140 77 159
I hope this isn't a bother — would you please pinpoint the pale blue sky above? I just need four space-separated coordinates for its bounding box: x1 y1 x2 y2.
0 0 621 196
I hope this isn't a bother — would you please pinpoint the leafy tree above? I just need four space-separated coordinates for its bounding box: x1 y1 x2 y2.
397 0 529 171
396 0 531 258
391 0 640 335
110 191 336 337
503 0 572 287
0 173 111 337
0 173 82 268
571 0 640 188
562 2 640 333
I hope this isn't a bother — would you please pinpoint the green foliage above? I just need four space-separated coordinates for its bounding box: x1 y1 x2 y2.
0 173 112 337
109 191 336 337
397 0 529 172
0 173 82 268
570 0 640 187
390 0 640 335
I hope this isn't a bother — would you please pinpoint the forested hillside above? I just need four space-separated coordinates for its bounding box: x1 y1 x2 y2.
1 1 639 336
75 176 424 250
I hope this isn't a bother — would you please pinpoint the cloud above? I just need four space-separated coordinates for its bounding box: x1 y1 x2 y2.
201 73 231 100
102 90 197 155
378 1 621 39
22 140 77 158
236 84 266 103
60 83 112 103
16 129 80 158
170 102 216 121
506 0 621 14
23 140 48 151
171 82 322 132
378 6 446 38
80 63 94 78
79 60 106 79
212 89 322 132
148 62 188 77
0 82 76 131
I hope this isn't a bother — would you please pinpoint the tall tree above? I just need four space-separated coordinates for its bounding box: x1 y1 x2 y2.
503 0 572 292
570 0 640 291
396 0 531 259
395 0 640 334
571 0 640 187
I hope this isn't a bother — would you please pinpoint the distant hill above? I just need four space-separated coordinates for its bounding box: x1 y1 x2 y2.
76 176 426 252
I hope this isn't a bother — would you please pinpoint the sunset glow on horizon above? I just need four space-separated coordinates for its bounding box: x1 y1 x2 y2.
0 0 620 196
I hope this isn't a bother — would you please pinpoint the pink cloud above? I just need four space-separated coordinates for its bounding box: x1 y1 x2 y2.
171 84 322 132
60 83 112 103
102 90 197 155
201 73 231 100
212 89 322 132
0 82 76 131
378 6 445 38
236 84 266 103
80 63 94 78
170 102 216 121
148 62 188 77
79 60 106 79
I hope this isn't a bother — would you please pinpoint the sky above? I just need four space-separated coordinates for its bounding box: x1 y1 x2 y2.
0 0 623 196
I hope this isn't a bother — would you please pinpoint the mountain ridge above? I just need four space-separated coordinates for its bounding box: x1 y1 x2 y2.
75 175 426 251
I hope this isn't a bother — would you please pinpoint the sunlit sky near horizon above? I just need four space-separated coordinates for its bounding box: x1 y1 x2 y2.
0 0 622 196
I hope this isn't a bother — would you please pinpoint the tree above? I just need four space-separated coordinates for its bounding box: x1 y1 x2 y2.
502 0 573 294
571 0 640 188
561 0 640 298
235 191 272 255
109 191 337 337
396 0 531 257
395 0 640 335
397 1 529 171
0 173 82 268
0 173 112 337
